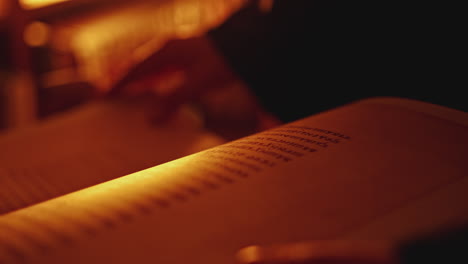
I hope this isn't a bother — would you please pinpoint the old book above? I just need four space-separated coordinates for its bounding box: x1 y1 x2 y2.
0 96 467 264
0 97 225 214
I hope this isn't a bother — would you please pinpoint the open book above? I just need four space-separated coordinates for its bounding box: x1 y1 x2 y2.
0 97 226 214
0 96 467 264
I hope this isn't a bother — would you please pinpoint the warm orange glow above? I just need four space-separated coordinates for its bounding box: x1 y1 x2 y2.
173 1 202 38
20 0 70 10
151 70 187 96
62 0 247 92
23 21 51 47
259 0 274 13
0 0 11 18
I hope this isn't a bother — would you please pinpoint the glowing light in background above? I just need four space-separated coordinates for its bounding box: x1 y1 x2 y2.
20 0 70 10
173 1 202 38
0 0 12 18
62 0 247 92
259 0 274 13
23 21 51 47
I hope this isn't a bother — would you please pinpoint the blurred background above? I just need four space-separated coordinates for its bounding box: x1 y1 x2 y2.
0 0 264 138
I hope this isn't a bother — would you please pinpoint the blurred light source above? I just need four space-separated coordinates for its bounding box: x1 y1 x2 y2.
20 0 70 10
259 0 274 13
0 0 11 19
173 1 202 38
23 21 50 47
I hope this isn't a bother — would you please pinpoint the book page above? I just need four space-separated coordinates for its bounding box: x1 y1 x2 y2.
0 97 225 215
0 97 467 264
358 96 468 127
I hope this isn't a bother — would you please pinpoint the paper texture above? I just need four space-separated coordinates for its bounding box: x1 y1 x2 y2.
0 97 466 264
0 97 225 214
